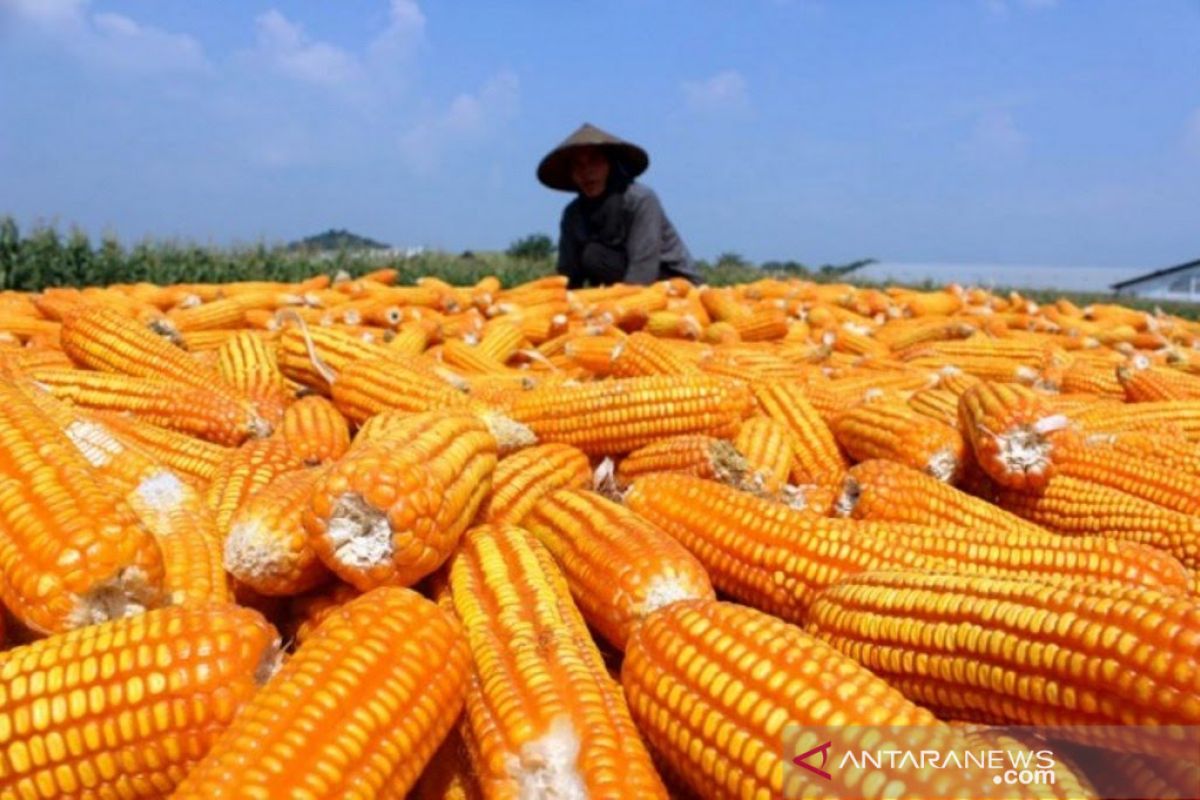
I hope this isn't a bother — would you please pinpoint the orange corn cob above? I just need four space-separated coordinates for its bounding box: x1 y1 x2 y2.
522 488 714 649
832 401 966 482
0 383 166 633
835 460 1188 591
389 321 435 355
448 525 669 799
624 473 932 621
214 330 290 426
284 581 360 646
1069 400 1200 441
643 310 701 340
1076 430 1200 475
60 304 242 396
475 319 528 362
329 357 473 424
276 324 397 390
32 368 269 446
90 411 232 485
279 395 350 466
172 587 470 799
353 407 534 456
23 391 230 607
875 317 976 351
749 379 848 486
1118 364 1200 401
623 600 1005 800
1074 750 1200 800
1062 359 1125 397
607 331 700 377
806 573 1200 748
205 436 305 536
0 602 280 798
508 374 752 455
700 320 740 345
906 387 961 427
441 337 517 375
562 334 622 376
482 442 592 526
959 380 1072 490
936 367 984 396
0 346 74 375
728 306 790 341
615 434 750 488
1049 435 1200 515
994 476 1200 570
305 411 497 589
224 467 332 596
165 296 248 331
733 415 794 494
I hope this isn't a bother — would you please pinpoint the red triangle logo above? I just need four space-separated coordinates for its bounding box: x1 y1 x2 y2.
793 740 833 780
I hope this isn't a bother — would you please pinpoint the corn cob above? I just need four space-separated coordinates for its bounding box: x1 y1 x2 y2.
749 379 847 486
994 476 1200 570
508 374 752 456
1049 435 1200 515
22 390 231 607
330 357 473 424
875 317 977 351
482 442 592 526
700 320 740 345
476 319 528 362
732 415 795 495
276 324 397 390
1061 359 1125 397
441 337 518 375
959 380 1072 490
624 473 937 621
1118 363 1200 401
172 587 470 798
60 304 241 396
32 368 268 446
448 525 669 798
389 322 434 355
354 406 534 456
305 411 497 589
89 411 231 485
0 383 166 633
562 334 622 376
803 370 939 419
279 394 350 466
214 330 290 426
1072 748 1200 800
906 387 961 427
0 602 279 798
935 367 983 396
225 467 332 596
1069 399 1200 441
622 599 1008 800
607 331 700 377
164 296 248 332
615 434 750 488
805 572 1200 751
832 401 966 482
643 310 701 340
522 488 715 649
1076 430 1200 476
205 435 305 536
283 581 360 647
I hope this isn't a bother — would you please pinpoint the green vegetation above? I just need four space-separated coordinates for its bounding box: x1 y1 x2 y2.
0 218 1193 318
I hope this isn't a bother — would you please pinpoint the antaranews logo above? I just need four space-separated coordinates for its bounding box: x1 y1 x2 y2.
791 740 833 781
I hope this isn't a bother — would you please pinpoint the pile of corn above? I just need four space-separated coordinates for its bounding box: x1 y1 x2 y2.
0 271 1197 798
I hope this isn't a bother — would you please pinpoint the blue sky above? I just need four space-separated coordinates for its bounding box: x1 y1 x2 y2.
2 0 1198 270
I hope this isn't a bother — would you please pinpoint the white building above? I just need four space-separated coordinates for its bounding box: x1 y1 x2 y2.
1111 259 1200 302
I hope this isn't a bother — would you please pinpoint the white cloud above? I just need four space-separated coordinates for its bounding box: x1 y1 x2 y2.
254 10 362 88
962 109 1029 161
682 70 749 114
0 0 209 74
368 0 426 63
399 70 520 172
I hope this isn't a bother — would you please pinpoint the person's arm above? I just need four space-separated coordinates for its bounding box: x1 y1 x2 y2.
556 209 585 289
622 188 666 285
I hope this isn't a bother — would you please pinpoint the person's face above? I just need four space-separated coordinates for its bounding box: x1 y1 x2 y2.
570 147 610 198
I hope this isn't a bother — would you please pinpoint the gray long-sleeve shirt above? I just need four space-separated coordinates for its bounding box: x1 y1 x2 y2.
556 183 699 287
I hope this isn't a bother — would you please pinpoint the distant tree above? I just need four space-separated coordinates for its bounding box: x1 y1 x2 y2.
818 258 876 276
289 229 390 252
716 251 750 268
507 233 555 261
762 259 809 275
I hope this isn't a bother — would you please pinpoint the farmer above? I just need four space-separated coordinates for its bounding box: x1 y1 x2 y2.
537 123 700 288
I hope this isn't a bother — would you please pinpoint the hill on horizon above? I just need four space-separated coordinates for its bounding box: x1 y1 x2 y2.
287 228 390 252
